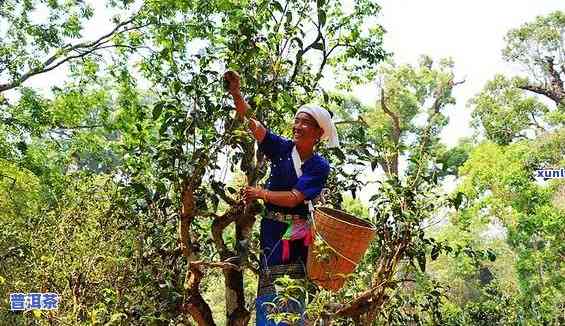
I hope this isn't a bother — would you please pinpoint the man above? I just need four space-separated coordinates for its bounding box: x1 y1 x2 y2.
224 71 338 325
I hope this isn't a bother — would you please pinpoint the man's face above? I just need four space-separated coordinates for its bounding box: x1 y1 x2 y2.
293 112 323 145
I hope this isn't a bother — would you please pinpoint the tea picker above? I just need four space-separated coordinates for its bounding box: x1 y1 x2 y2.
223 71 375 325
224 70 335 325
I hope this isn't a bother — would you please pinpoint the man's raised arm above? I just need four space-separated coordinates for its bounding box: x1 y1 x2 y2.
224 71 266 143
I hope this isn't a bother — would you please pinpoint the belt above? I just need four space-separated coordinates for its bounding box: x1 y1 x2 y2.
265 211 307 223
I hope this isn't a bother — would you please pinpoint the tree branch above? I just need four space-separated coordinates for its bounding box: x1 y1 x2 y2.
179 181 196 260
519 84 563 105
335 117 369 127
289 15 323 85
179 177 216 325
544 56 563 95
0 17 145 93
54 124 105 130
380 88 400 176
212 204 244 256
190 260 242 272
410 79 464 189
380 88 401 143
529 111 546 133
182 264 217 326
210 181 237 206
327 42 348 57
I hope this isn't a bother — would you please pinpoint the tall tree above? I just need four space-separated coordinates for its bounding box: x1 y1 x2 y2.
301 56 472 325
462 10 565 324
472 11 565 146
503 11 565 107
0 0 387 324
123 1 386 324
0 0 147 94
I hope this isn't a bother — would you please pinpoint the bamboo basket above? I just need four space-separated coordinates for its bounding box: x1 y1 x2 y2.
307 207 376 291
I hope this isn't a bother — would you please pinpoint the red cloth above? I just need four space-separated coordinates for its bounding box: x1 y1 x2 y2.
281 220 312 263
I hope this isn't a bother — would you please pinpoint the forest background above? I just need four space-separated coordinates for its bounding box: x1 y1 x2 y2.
0 0 563 325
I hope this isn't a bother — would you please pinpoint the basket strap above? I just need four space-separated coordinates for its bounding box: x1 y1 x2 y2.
310 216 358 266
291 146 314 220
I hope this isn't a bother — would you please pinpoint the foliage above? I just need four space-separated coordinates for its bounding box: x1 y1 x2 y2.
1 0 388 324
1 4 563 326
460 10 565 325
456 139 564 324
470 74 550 145
502 10 564 105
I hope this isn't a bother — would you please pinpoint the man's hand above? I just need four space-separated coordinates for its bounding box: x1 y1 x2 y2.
242 186 305 208
224 70 249 120
223 71 266 142
243 186 266 204
223 70 241 97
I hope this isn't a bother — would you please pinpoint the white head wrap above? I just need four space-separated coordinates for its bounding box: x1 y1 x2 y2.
295 104 339 148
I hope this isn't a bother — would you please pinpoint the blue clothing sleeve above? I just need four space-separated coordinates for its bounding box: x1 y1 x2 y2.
294 160 330 200
258 129 292 159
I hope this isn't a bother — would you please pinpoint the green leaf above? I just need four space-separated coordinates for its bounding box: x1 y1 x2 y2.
131 182 147 195
291 37 303 50
333 148 345 161
450 191 464 210
272 1 283 12
417 253 426 272
487 249 496 262
153 102 165 120
318 9 326 27
312 42 324 51
371 159 379 171
431 245 440 260
322 90 329 103
16 141 28 154
171 80 181 94
285 11 293 25
211 194 219 211
159 116 174 136
32 310 42 319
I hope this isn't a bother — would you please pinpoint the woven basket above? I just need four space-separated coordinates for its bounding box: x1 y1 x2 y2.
307 207 376 291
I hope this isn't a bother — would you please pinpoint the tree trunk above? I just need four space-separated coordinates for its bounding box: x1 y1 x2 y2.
184 266 217 326
179 181 215 325
225 140 261 325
